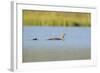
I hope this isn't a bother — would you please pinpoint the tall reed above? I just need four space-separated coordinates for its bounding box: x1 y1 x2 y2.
23 10 91 27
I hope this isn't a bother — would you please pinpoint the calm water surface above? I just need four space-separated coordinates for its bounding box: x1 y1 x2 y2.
23 27 91 62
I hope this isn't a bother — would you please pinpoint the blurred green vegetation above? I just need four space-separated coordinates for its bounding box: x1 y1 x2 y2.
23 10 91 27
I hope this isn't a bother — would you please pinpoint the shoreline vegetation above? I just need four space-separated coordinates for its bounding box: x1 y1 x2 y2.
23 10 91 27
23 48 90 62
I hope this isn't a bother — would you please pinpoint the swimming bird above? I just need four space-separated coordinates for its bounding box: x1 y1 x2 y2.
32 38 38 40
47 33 65 40
32 36 38 40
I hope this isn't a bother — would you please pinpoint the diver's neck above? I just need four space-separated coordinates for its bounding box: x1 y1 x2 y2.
61 35 64 40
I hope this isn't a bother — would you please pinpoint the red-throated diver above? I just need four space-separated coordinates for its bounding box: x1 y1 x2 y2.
47 33 65 40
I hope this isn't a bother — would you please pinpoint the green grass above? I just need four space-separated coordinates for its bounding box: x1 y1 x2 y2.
23 10 91 27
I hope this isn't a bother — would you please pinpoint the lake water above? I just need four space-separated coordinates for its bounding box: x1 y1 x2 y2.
22 26 91 62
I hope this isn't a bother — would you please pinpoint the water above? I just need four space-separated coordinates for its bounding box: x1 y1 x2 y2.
23 26 91 62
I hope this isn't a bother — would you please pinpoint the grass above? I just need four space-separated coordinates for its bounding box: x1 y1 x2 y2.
23 48 91 62
23 10 91 27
